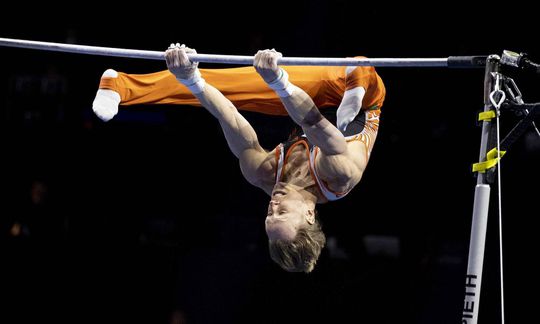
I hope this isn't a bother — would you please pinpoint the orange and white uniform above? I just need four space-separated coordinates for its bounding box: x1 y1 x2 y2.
98 60 385 116
99 62 385 200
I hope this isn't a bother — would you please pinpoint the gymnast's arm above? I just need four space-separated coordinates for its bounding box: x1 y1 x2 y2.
277 82 365 186
254 49 363 184
165 45 274 188
253 49 347 156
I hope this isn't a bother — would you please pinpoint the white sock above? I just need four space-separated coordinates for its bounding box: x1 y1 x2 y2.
101 68 118 78
92 69 120 122
92 89 120 122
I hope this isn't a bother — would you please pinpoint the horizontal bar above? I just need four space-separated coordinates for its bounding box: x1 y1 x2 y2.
0 37 484 68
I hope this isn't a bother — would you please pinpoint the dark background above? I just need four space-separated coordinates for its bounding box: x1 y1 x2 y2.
1 2 538 323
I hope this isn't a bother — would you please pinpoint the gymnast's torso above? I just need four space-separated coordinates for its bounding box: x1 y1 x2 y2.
255 135 366 203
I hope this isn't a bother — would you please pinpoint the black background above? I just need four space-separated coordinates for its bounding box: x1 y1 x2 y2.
1 2 539 323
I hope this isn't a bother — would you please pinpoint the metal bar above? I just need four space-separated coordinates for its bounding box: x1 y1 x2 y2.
0 37 463 67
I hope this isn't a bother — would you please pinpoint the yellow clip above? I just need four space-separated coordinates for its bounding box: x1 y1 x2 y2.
472 148 507 173
478 110 496 122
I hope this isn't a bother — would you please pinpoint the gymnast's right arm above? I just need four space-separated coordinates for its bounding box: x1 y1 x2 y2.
165 44 274 188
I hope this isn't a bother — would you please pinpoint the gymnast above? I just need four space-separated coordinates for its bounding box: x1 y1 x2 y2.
92 44 386 273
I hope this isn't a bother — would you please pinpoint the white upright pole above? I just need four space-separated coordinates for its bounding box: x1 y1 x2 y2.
462 54 500 324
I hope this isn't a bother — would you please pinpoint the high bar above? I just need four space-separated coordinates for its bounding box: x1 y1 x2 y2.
0 37 486 68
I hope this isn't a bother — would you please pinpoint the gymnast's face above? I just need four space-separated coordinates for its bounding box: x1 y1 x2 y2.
265 184 314 241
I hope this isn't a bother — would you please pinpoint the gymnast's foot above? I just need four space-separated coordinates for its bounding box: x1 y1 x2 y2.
92 69 120 122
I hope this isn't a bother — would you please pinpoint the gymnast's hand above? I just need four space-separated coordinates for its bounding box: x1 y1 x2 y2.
165 43 199 81
254 49 283 84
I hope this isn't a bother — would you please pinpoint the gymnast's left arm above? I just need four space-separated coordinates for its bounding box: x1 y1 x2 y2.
254 49 347 156
255 49 364 186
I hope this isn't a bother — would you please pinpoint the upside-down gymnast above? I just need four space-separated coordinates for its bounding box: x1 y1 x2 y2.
92 44 386 273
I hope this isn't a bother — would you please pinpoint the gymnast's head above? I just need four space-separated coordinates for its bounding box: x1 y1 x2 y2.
265 183 326 273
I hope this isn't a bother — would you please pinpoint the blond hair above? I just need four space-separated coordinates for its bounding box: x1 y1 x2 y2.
268 220 326 273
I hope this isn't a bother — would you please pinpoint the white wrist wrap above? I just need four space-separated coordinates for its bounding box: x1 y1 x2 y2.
267 68 296 98
177 70 206 94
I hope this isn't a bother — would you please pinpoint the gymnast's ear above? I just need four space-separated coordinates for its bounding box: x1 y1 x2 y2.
305 209 315 225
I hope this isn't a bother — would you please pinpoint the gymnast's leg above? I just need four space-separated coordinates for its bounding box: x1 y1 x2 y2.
91 66 288 121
